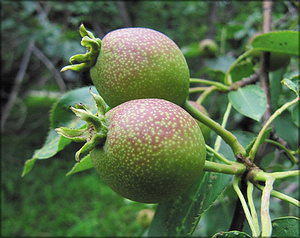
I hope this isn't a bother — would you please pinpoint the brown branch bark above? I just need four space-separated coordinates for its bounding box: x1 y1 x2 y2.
229 73 259 91
255 1 277 165
229 1 273 231
32 45 66 92
1 39 35 131
260 1 273 123
117 1 132 27
206 2 218 39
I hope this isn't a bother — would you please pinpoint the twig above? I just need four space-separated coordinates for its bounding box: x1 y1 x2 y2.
229 73 259 91
232 176 259 237
196 86 218 104
260 0 273 123
206 2 218 39
255 183 300 207
260 176 275 237
264 139 298 164
190 78 229 91
214 102 232 152
255 1 274 166
32 45 66 92
272 3 297 29
1 39 35 131
247 181 260 235
249 96 299 160
205 145 234 165
117 1 132 27
189 87 209 94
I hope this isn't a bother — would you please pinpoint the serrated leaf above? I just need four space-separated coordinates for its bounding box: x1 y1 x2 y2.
22 86 101 176
21 129 71 176
149 131 255 237
212 230 251 238
66 154 94 176
251 31 299 56
281 76 299 96
50 86 100 128
32 129 71 159
272 216 300 237
228 85 266 121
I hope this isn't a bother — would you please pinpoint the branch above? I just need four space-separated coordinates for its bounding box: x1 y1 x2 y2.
264 139 298 164
214 102 232 152
205 145 233 165
248 96 299 160
196 86 218 104
203 161 246 175
190 78 229 91
32 45 66 92
247 181 260 234
206 2 218 39
255 183 300 207
232 176 259 237
189 87 209 94
260 176 275 237
230 176 247 232
184 100 247 157
260 0 273 123
1 39 35 131
116 1 132 27
229 73 259 91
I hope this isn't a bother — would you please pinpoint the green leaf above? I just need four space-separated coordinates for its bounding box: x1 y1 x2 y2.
228 85 266 121
273 112 299 149
205 55 236 72
202 68 225 82
32 129 71 159
181 42 201 58
21 129 71 176
270 69 285 109
230 60 255 82
22 86 100 176
212 230 251 238
221 130 256 161
66 154 94 176
281 76 299 96
272 216 300 237
148 167 232 237
245 128 271 155
251 31 299 56
21 158 37 177
50 86 100 128
149 131 255 237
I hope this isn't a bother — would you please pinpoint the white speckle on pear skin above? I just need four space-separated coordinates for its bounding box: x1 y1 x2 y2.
90 28 190 107
92 99 206 203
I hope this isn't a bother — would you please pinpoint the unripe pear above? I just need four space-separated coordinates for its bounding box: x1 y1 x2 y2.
90 28 190 108
91 99 206 203
199 39 219 57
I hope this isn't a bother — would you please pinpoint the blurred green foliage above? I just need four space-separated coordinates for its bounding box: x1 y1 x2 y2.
1 1 299 237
